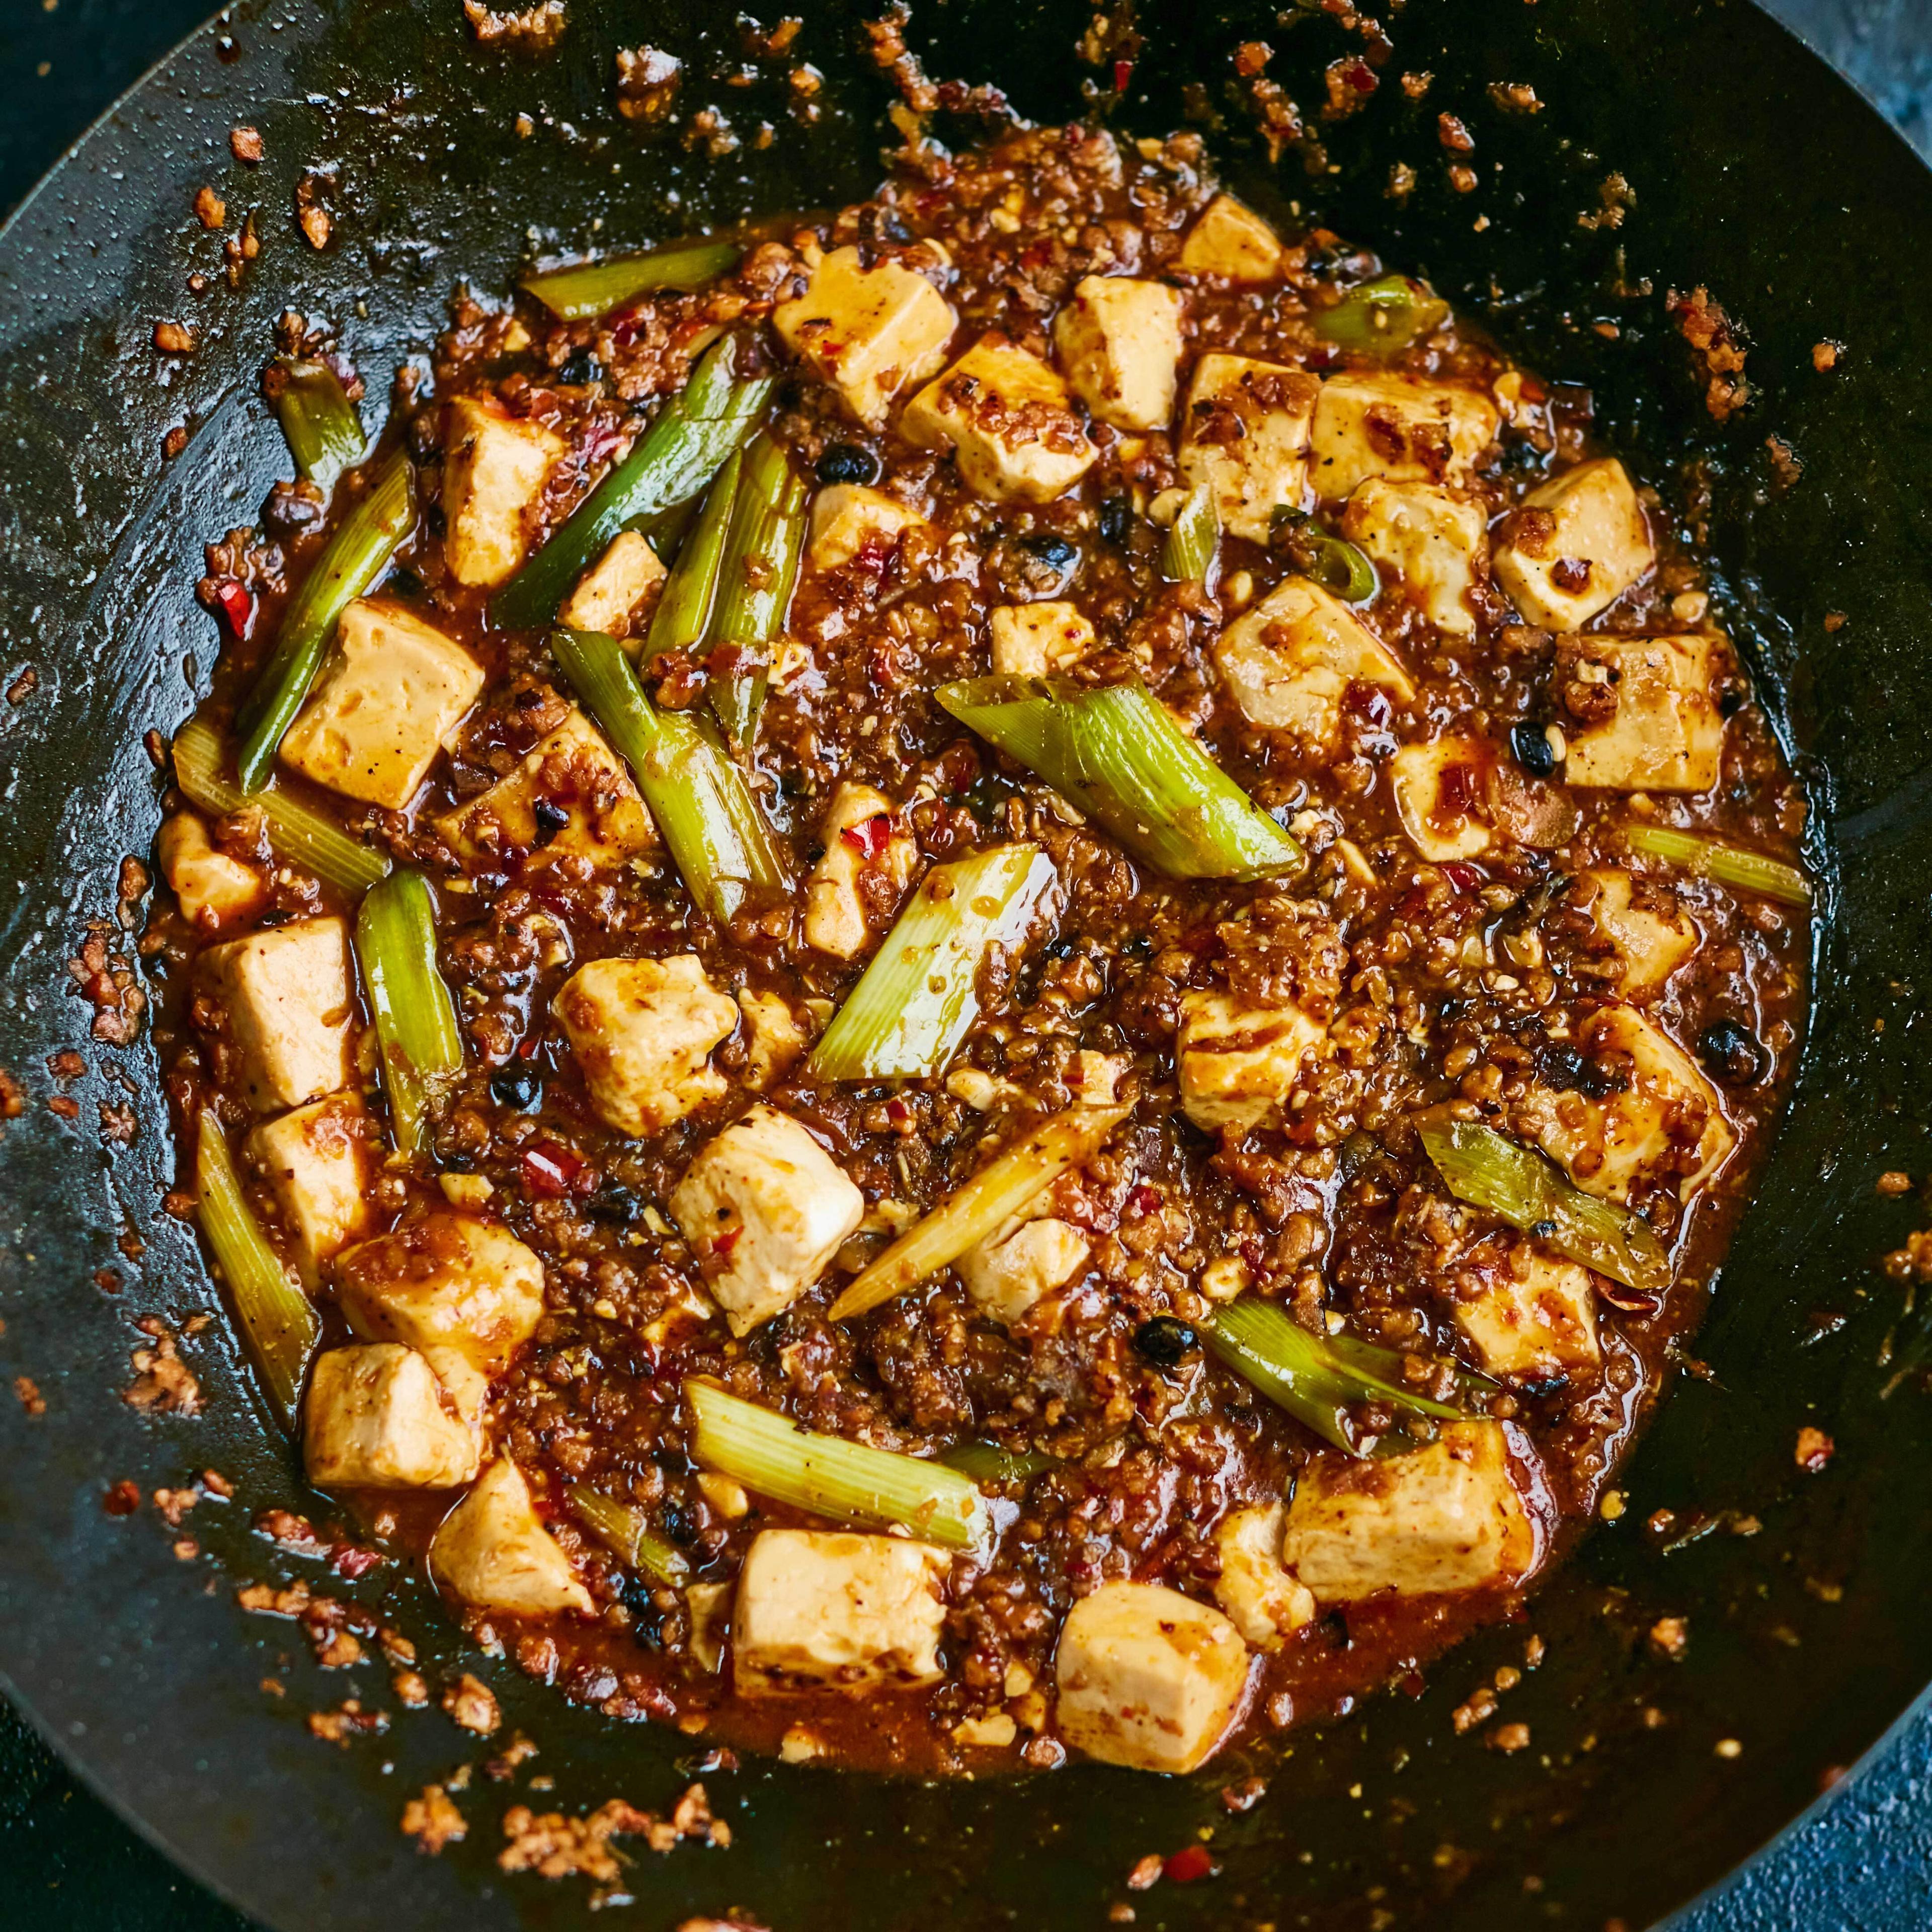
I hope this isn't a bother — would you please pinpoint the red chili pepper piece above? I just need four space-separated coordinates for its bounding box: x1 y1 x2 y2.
1441 861 1483 893
1113 58 1134 94
714 1226 742 1260
213 579 254 635
1163 1845 1217 1885
522 1142 582 1198
841 814 894 859
1129 1183 1163 1215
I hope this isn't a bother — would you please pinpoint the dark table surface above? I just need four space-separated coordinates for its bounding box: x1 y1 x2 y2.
4 0 1931 1926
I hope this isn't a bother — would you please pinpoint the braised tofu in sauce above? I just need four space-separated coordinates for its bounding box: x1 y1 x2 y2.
155 123 1810 1779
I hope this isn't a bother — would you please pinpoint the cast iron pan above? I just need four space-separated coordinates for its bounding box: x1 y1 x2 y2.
3 2 1930 1925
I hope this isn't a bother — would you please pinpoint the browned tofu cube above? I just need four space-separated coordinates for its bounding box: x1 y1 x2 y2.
774 245 956 427
551 954 738 1136
807 485 926 571
304 1344 479 1489
802 783 918 959
1494 456 1654 629
1176 194 1282 281
558 529 666 638
1340 479 1487 635
987 601 1095 678
1052 275 1186 430
1178 353 1320 543
201 915 355 1112
429 1457 593 1614
1214 577 1415 746
1390 736 1493 862
902 332 1097 503
156 812 264 929
245 1090 373 1286
1557 634 1726 792
443 398 566 588
956 1212 1090 1326
1213 1503 1316 1649
1177 989 1329 1134
1453 1245 1601 1383
1575 867 1700 997
1310 373 1498 504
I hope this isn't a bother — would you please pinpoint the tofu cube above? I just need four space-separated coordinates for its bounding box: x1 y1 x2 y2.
439 709 654 872
988 601 1096 677
335 1213 546 1376
1280 1421 1537 1602
737 989 808 1090
1176 194 1283 281
559 529 666 638
1494 456 1653 629
902 332 1097 504
1178 353 1319 543
304 1344 479 1489
443 398 566 588
552 954 738 1136
201 915 355 1112
1517 1005 1737 1203
1341 479 1487 635
773 245 956 427
245 1091 373 1286
956 1214 1090 1325
803 783 918 959
156 812 264 929
669 1105 865 1334
429 1456 593 1614
1390 736 1493 862
1214 577 1415 746
1213 1503 1316 1650
280 599 486 809
1052 275 1187 431
1309 373 1499 504
1577 866 1699 997
808 484 925 572
1055 1580 1252 1773
1177 989 1329 1134
732 1529 947 1694
1557 634 1726 792
1454 1245 1601 1383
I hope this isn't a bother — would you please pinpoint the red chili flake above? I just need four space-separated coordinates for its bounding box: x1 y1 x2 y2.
1113 58 1134 94
1437 761 1480 816
714 1226 742 1260
1796 1426 1835 1474
104 1480 143 1517
1163 1845 1217 1885
841 814 894 859
1129 1183 1163 1216
213 580 254 635
332 1546 384 1580
1441 861 1483 893
1341 680 1392 732
576 418 623 470
884 1096 913 1126
521 1142 582 1198
1344 58 1377 94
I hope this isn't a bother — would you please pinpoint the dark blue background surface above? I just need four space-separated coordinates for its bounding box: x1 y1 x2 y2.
2 1 1927 1924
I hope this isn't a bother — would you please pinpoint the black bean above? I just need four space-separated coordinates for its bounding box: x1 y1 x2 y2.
1698 1017 1765 1085
816 442 878 486
531 796 571 844
1098 494 1133 546
1133 1316 1196 1365
1718 688 1747 718
1021 533 1079 572
661 1502 696 1546
590 1185 642 1224
1511 719 1559 778
491 1068 542 1110
557 350 603 386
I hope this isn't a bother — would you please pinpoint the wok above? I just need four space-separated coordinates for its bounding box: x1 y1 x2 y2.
2 2 1929 1926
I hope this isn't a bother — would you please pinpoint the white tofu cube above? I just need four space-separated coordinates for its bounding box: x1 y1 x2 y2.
902 332 1097 504
201 915 355 1112
245 1091 373 1286
1516 1005 1737 1203
1176 194 1282 281
1576 867 1699 997
304 1344 479 1489
429 1456 593 1614
988 601 1096 678
1214 576 1415 746
1390 736 1492 862
280 599 486 810
1454 1245 1601 1383
559 529 666 638
1557 634 1726 792
1309 373 1499 504
1213 1502 1316 1650
156 812 264 929
1177 353 1319 543
1494 456 1654 629
807 485 925 572
733 1529 947 1694
1177 989 1329 1134
443 397 566 589
956 1214 1090 1325
1340 479 1487 634
1280 1421 1537 1602
439 708 654 872
1052 275 1186 431
551 954 738 1136
773 245 956 427
1055 1580 1252 1773
670 1105 865 1334
737 989 808 1090
803 783 918 960
335 1212 546 1376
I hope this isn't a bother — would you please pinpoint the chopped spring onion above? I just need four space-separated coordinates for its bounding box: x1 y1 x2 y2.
640 447 742 665
1270 509 1379 604
687 1380 990 1552
936 678 1305 881
1417 1118 1671 1297
234 451 417 791
521 237 744 321
1313 273 1450 353
707 431 809 750
195 1111 316 1429
938 1440 1059 1486
569 1484 692 1585
1624 825 1811 908
491 334 773 631
355 870 464 1157
809 844 1057 1082
268 357 366 491
550 626 788 921
1204 1296 1467 1458
828 1102 1132 1321
1160 482 1219 584
173 715 391 894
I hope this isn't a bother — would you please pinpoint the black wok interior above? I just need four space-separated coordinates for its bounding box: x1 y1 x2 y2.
5 2 1932 1926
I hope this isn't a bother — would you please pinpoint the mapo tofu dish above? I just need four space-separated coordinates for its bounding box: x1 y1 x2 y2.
151 122 1812 1777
